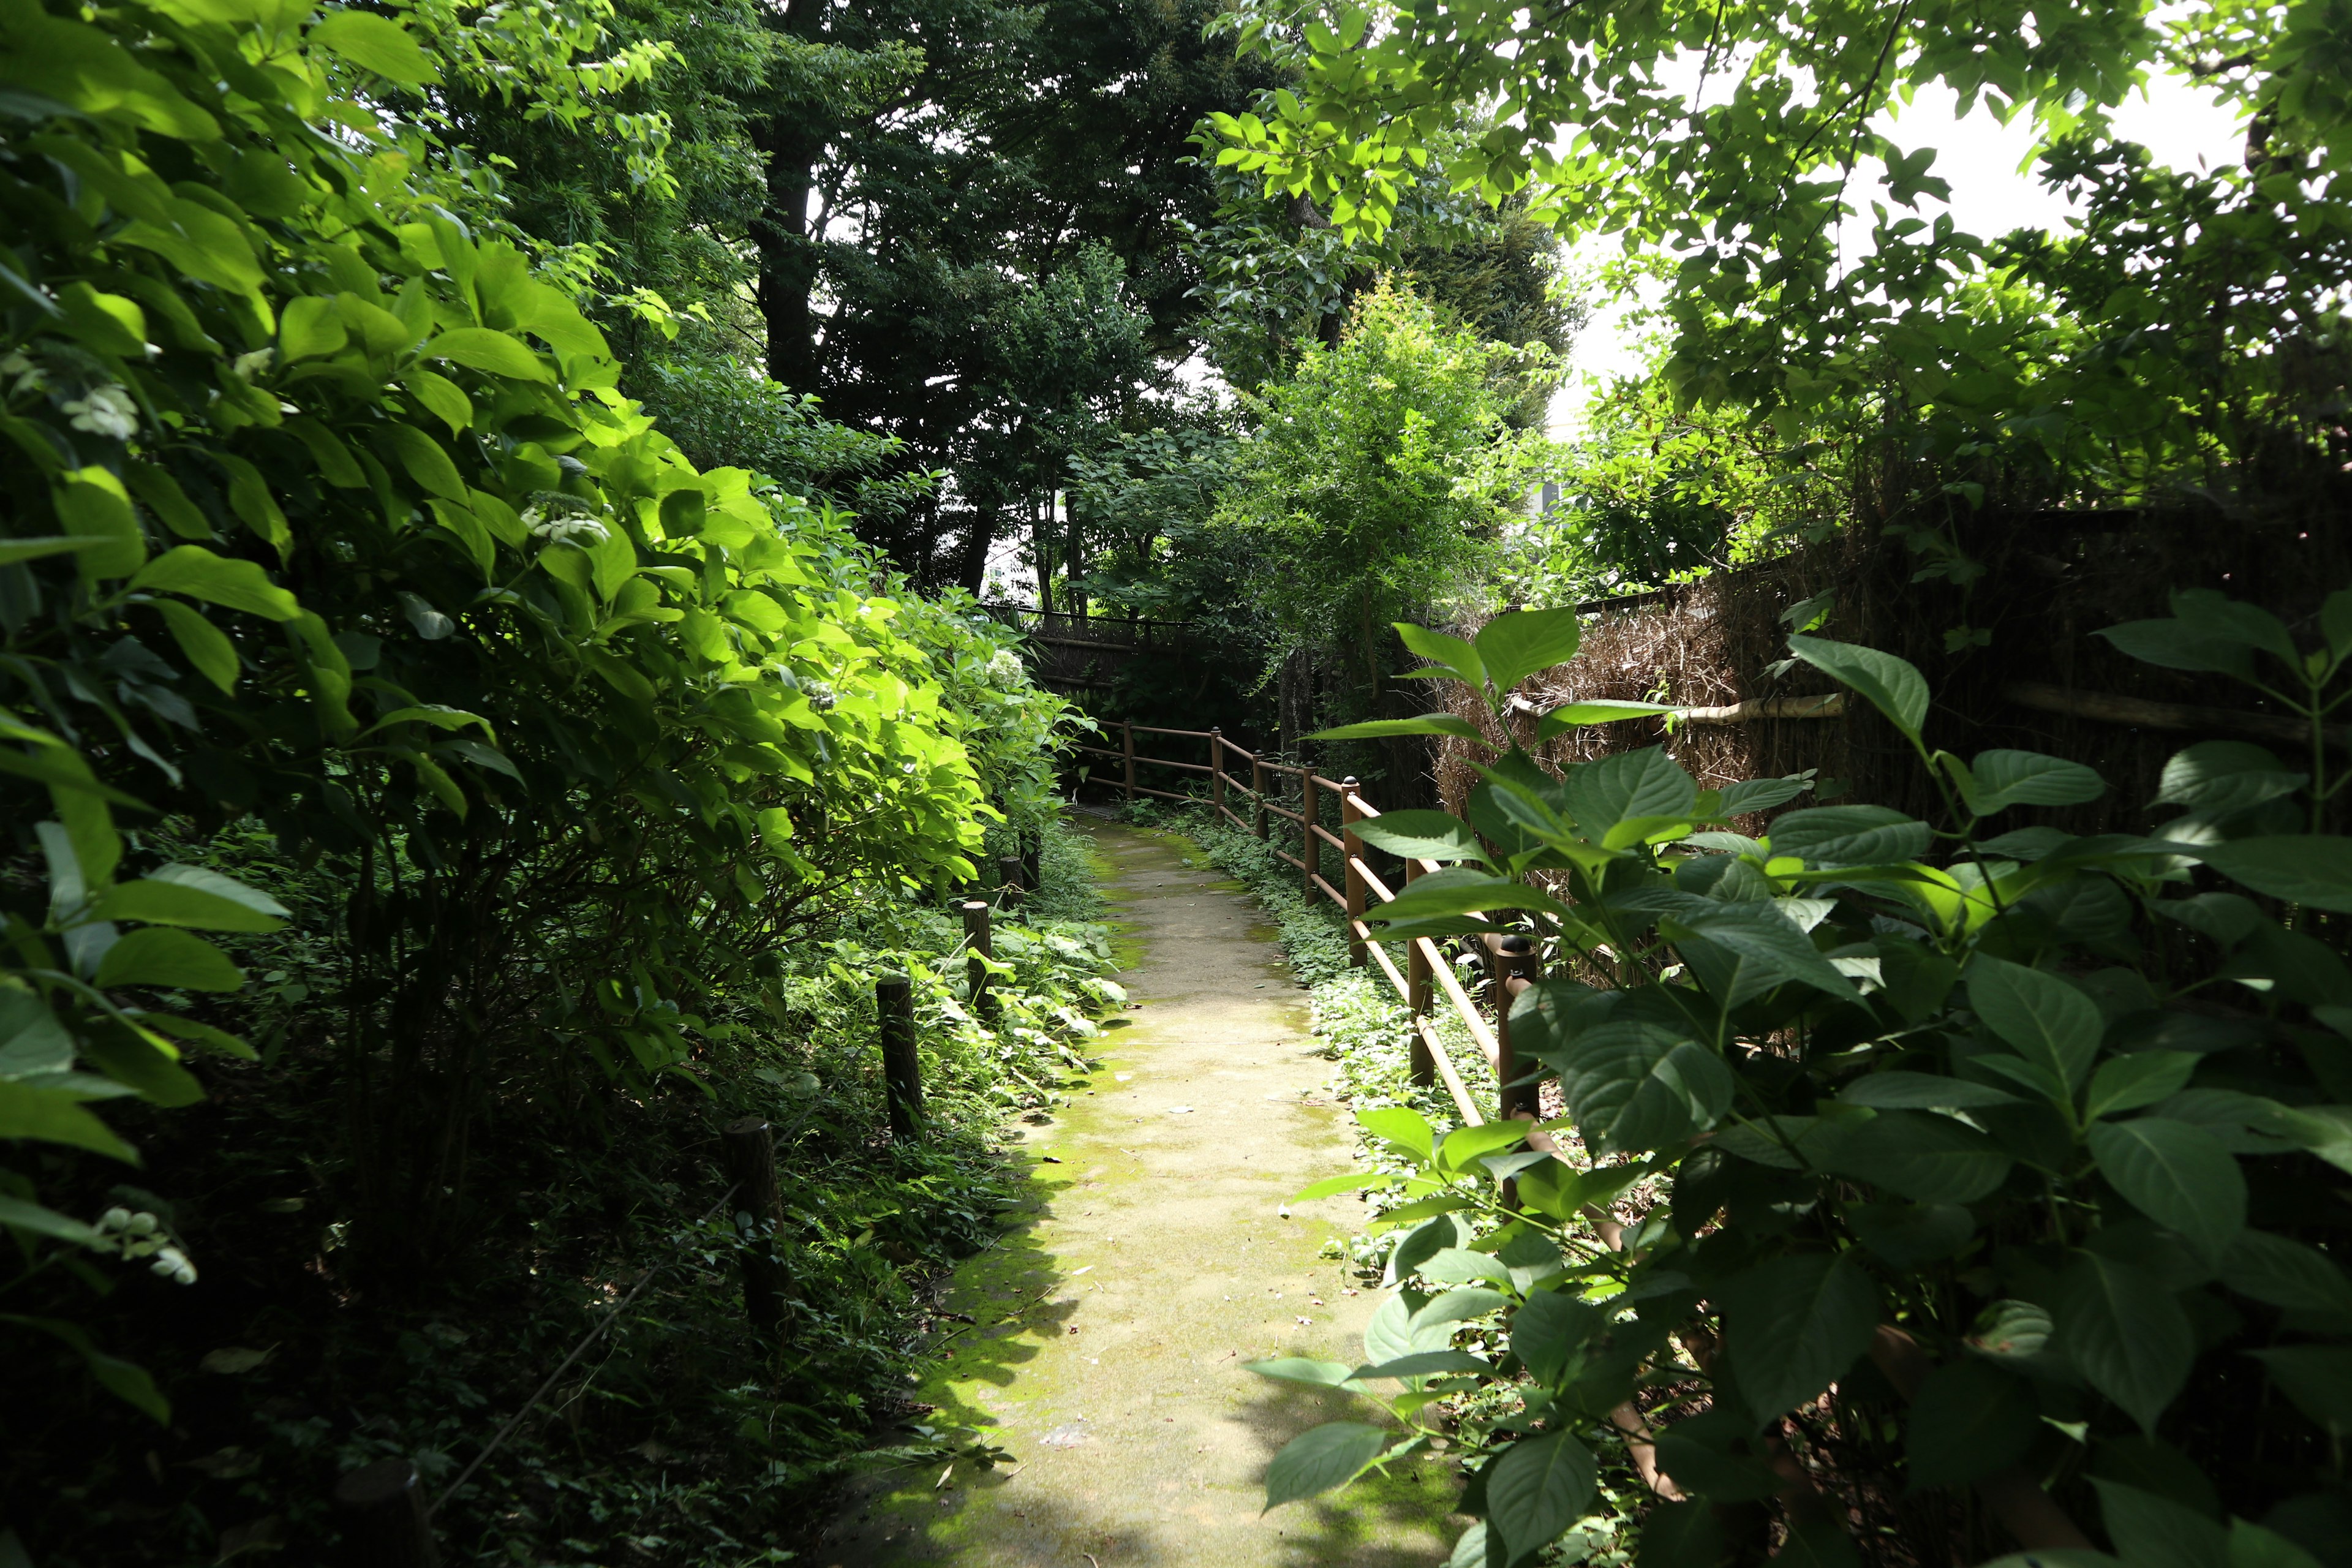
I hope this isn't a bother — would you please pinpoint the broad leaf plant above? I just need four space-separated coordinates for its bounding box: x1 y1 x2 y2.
1261 601 2352 1567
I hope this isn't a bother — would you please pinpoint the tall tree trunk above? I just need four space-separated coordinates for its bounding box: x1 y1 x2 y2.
1035 495 1054 615
958 508 995 597
755 135 821 391
754 0 828 391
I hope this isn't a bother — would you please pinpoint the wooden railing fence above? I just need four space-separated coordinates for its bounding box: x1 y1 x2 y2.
1075 720 1551 1139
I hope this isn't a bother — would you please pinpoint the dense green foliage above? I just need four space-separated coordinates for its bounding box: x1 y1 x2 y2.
0 2 1118 1559
1276 606 2352 1565
1212 0 2351 475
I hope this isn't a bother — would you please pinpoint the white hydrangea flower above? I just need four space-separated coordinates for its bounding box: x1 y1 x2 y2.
231 347 274 381
61 385 138 440
986 649 1023 686
2 349 48 398
528 516 609 546
804 680 837 711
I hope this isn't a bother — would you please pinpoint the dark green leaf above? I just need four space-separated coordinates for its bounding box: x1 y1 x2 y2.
2220 1230 2352 1317
1725 1253 1879 1422
1786 635 1928 738
1819 1110 2012 1204
2092 1479 2227 1568
1838 1072 2021 1110
1968 957 2101 1091
2153 742 2305 816
1906 1359 2038 1488
1553 1020 1731 1156
2083 1054 2198 1121
1849 1202 1975 1267
2056 1251 2192 1433
1485 1430 1595 1559
2095 618 2256 679
1963 748 2108 813
1308 715 1487 742
2087 1117 2245 1256
1767 805 1931 867
1511 1290 1601 1385
2198 838 2352 913
93 927 244 992
2245 1346 2352 1435
1353 810 1488 863
1561 747 1697 839
1263 1422 1388 1509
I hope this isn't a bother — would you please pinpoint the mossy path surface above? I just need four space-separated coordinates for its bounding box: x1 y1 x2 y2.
821 818 1461 1567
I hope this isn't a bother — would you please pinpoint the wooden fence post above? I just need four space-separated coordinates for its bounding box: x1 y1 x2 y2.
996 854 1025 907
1251 755 1268 839
1300 765 1319 898
876 974 922 1140
1121 720 1136 803
1208 728 1224 815
1340 777 1365 970
1404 861 1433 1088
334 1458 439 1568
1493 935 1540 1122
720 1115 792 1335
962 899 993 1021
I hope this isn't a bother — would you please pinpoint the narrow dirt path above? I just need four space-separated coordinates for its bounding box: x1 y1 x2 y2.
821 818 1462 1567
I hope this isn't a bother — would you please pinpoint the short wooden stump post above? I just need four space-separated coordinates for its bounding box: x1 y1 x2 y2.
720 1115 792 1336
1494 935 1542 1121
961 899 994 1021
334 1458 439 1568
995 854 1025 907
876 974 923 1140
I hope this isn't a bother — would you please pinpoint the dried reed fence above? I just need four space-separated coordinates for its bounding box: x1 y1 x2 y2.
1434 498 2352 837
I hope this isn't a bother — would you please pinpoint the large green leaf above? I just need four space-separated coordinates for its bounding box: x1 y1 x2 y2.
2056 1250 2192 1433
1662 902 1855 1002
89 872 287 933
1511 1290 1602 1385
1485 1430 1595 1560
1559 747 1697 839
2198 838 2352 914
129 545 300 620
1838 1072 2021 1110
1476 608 1583 693
2093 1480 2226 1568
1395 623 1484 693
2087 1118 2245 1256
1536 699 1677 740
1357 1106 1434 1161
2245 1346 2352 1436
2220 1230 2352 1317
1371 867 1567 923
1766 805 1930 867
1786 635 1928 739
1962 749 2108 813
1307 714 1487 742
1967 957 2101 1092
0 1080 138 1161
1724 1252 1879 1422
426 326 552 383
92 927 244 992
309 9 441 84
1905 1358 2038 1488
1553 1020 1732 1156
2152 742 2305 816
1819 1110 2012 1204
1263 1422 1389 1509
1351 810 1488 864
2082 1053 2198 1122
2095 617 2258 679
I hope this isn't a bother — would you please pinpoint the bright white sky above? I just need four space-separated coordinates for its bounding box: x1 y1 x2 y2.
1550 67 2253 436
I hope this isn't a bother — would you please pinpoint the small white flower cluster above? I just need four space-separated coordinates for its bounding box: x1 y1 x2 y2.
522 505 609 546
95 1207 197 1284
62 384 138 441
986 649 1024 687
804 680 837 711
1 349 45 398
230 347 274 382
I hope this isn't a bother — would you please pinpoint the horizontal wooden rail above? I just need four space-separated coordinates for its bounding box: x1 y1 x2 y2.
1074 744 1212 775
1132 723 1214 739
1311 822 1346 853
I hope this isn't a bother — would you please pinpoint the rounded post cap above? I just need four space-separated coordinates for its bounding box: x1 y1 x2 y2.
1341 775 1359 787
1498 934 1537 956
721 1115 771 1137
334 1458 419 1507
959 899 990 914
875 971 912 992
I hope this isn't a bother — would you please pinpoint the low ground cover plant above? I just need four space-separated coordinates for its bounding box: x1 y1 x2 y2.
1254 602 2352 1568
